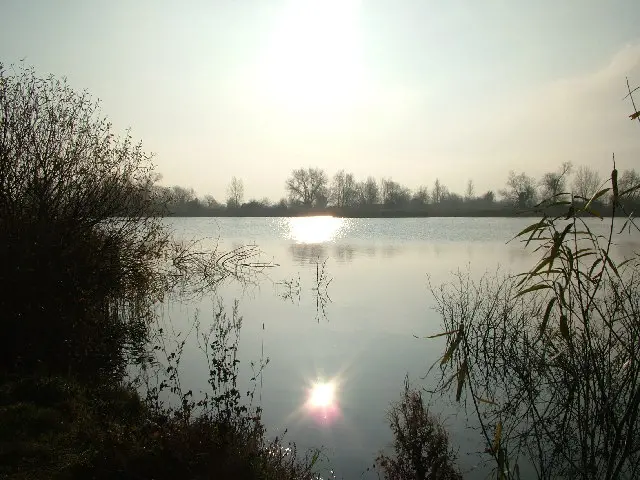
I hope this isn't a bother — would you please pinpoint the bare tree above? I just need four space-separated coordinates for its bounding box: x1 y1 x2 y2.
441 192 463 206
358 176 380 205
226 176 244 209
464 179 475 202
259 197 271 207
285 167 328 207
412 186 429 206
170 186 196 206
540 162 572 202
500 171 537 208
481 190 495 204
432 178 449 204
330 170 358 208
204 195 220 208
381 178 411 206
572 165 602 201
617 168 640 204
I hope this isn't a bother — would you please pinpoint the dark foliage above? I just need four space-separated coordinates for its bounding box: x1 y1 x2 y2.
0 374 318 480
376 378 462 480
0 63 166 380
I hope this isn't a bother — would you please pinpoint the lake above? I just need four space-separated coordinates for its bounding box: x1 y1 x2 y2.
155 216 638 479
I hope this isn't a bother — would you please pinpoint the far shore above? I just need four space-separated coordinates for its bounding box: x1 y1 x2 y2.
164 204 612 219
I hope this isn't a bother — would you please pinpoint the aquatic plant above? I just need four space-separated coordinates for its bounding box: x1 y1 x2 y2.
375 376 463 480
429 80 640 479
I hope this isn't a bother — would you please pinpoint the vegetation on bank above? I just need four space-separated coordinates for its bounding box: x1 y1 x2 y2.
7 58 638 480
158 201 626 218
428 81 640 478
156 159 640 218
0 374 318 480
0 62 463 480
375 378 463 480
0 301 321 480
0 63 319 480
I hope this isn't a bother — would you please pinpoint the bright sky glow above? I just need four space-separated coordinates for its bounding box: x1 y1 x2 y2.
1 1 639 200
256 0 369 116
288 216 345 244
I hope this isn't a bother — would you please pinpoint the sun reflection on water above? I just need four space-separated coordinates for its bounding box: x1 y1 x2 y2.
305 378 341 424
309 381 335 408
288 216 345 244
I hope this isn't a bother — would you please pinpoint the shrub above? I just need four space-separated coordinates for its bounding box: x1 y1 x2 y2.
0 63 167 380
376 377 462 480
0 299 320 480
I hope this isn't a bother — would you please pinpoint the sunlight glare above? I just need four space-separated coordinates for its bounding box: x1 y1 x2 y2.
288 216 344 244
257 0 368 115
305 378 340 424
309 382 335 408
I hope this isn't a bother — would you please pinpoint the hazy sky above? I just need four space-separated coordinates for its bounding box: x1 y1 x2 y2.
2 1 640 201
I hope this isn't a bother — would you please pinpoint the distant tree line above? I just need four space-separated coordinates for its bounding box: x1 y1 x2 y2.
153 163 640 217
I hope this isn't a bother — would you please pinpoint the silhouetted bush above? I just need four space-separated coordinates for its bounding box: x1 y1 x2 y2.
0 297 319 480
0 63 167 380
376 378 462 480
0 373 319 480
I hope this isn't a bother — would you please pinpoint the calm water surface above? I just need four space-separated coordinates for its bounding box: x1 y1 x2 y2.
158 217 639 479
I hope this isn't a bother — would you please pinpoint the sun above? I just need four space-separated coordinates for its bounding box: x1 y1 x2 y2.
256 0 368 115
308 381 336 408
